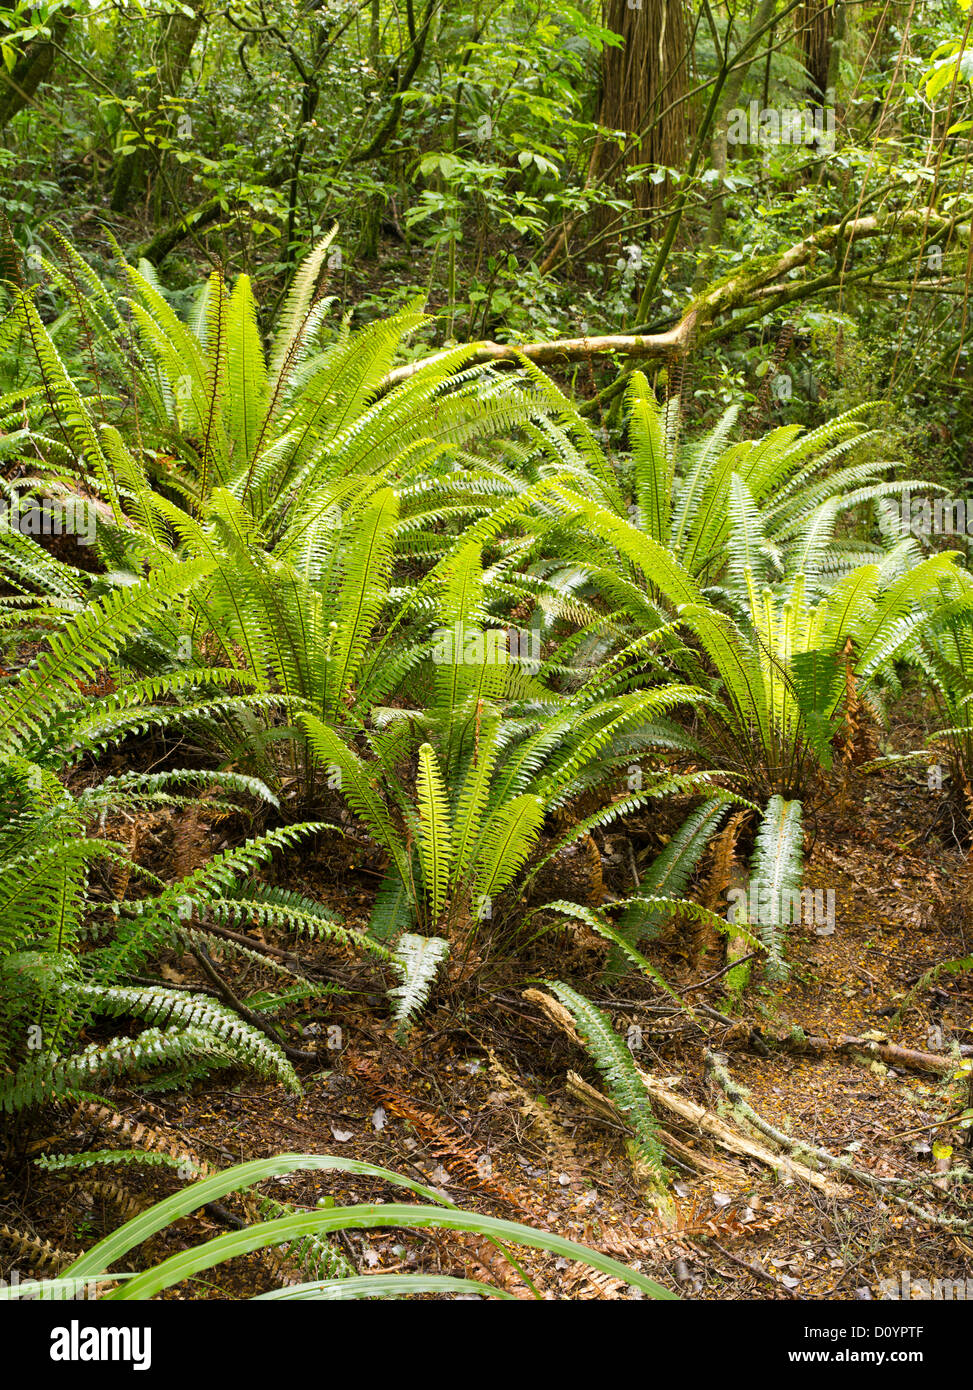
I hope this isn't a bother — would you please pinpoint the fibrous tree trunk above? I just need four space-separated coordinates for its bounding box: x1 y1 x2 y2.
590 0 691 216
800 0 835 100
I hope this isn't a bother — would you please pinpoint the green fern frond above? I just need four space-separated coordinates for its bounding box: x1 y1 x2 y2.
268 226 339 389
416 743 453 922
542 980 666 1177
388 933 449 1039
747 795 804 982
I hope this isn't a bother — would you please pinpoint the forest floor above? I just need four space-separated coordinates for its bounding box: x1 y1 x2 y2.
4 700 973 1302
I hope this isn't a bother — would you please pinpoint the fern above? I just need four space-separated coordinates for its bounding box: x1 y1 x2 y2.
0 1027 234 1114
416 744 453 923
746 794 805 982
35 1149 201 1176
0 743 368 1123
257 1193 356 1283
542 980 667 1179
388 934 450 1039
606 797 731 974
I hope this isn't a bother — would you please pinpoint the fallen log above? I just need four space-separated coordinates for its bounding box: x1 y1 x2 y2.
752 1028 961 1077
704 1051 972 1231
632 1064 845 1195
380 314 697 389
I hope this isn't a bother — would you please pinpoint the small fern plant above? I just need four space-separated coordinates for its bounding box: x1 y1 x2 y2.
0 754 290 1118
300 668 715 948
538 981 671 1218
646 548 963 800
727 794 806 985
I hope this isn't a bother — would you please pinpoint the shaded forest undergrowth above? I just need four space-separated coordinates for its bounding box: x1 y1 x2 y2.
3 227 973 1301
5 723 971 1301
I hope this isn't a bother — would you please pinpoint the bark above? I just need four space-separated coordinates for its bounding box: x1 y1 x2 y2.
523 988 677 1222
590 0 691 215
566 1069 751 1180
825 1 847 113
110 0 205 213
705 1051 972 1229
800 0 835 101
636 1062 845 1192
379 315 696 386
349 0 440 165
0 17 67 132
754 1028 968 1076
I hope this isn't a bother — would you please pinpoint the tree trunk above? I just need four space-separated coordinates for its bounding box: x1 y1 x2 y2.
800 0 835 101
590 0 690 216
825 1 847 109
110 1 205 213
0 17 67 132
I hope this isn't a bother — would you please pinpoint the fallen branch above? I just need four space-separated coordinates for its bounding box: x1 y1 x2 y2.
523 988 677 1222
525 986 842 1196
633 1063 844 1195
380 314 697 389
566 1070 738 1181
751 1027 960 1077
191 947 317 1063
134 194 258 265
704 1051 972 1231
382 210 967 390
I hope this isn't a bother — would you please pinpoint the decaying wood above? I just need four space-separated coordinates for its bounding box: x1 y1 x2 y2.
523 986 583 1043
525 987 845 1196
566 1070 737 1182
523 990 677 1221
752 1028 958 1077
381 314 697 388
633 1065 845 1195
704 1051 972 1231
840 1037 959 1076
